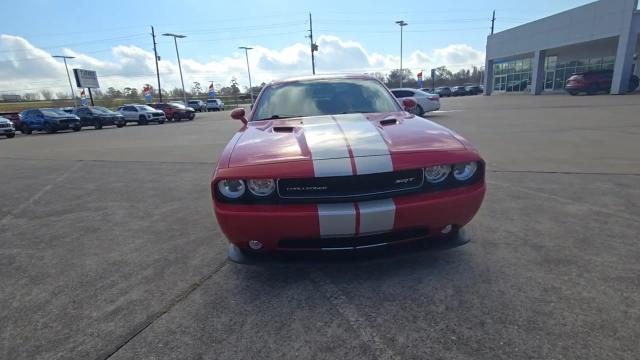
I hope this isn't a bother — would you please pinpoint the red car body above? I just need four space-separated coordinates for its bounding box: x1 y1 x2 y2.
148 103 192 121
211 75 485 260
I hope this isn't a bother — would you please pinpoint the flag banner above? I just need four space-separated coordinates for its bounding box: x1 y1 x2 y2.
208 83 216 98
417 71 424 88
80 89 88 106
143 85 153 103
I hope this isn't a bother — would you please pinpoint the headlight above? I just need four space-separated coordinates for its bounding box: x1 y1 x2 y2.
424 165 451 183
453 162 478 181
248 179 276 196
217 179 245 199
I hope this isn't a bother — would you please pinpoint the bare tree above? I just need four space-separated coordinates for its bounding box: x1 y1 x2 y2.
55 91 68 100
23 92 40 101
40 89 53 100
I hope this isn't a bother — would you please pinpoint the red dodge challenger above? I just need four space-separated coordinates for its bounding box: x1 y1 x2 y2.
211 75 485 263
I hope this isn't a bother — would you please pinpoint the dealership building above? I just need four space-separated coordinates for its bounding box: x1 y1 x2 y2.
483 0 640 95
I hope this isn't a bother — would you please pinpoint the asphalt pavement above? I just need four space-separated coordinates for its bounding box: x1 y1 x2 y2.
1 95 639 360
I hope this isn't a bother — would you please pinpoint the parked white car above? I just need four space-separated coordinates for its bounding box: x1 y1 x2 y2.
0 116 16 138
390 88 440 116
116 104 166 125
206 99 225 111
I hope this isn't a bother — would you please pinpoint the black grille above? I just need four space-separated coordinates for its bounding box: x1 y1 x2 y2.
0 123 10 128
278 228 429 250
278 169 424 199
58 119 72 124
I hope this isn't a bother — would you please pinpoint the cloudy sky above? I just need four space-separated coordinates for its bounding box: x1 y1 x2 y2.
0 0 592 97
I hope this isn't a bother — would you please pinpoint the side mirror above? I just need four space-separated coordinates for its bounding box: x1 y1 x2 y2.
230 108 247 124
402 98 417 112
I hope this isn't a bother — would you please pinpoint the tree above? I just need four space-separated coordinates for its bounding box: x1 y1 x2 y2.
106 87 122 98
55 91 68 100
368 72 386 83
23 92 39 101
191 82 202 95
128 88 139 99
40 89 53 100
385 69 415 88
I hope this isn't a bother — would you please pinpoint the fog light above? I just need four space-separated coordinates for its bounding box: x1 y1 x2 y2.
248 240 263 250
441 224 453 234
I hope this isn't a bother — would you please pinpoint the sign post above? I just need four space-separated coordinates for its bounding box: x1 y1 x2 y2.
431 68 436 90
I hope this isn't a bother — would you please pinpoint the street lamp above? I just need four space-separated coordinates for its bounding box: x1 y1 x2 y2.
395 20 408 87
162 33 187 105
52 55 76 105
238 46 254 105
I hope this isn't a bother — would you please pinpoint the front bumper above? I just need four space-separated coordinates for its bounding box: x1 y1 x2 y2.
53 121 80 130
214 182 485 252
0 127 15 134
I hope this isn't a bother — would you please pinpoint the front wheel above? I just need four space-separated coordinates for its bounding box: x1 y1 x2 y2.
414 105 424 116
94 122 102 130
6 133 15 138
158 120 165 125
72 126 81 132
138 116 148 125
21 124 32 134
116 123 125 128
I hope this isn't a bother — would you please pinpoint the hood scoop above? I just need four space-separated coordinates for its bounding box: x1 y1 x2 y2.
273 126 296 133
380 118 399 126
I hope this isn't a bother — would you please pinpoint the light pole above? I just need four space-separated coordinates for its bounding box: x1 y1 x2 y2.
395 20 408 87
238 46 254 105
52 55 77 105
162 33 187 105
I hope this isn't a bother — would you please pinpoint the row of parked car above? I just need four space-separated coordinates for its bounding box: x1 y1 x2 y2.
427 85 484 97
0 99 226 138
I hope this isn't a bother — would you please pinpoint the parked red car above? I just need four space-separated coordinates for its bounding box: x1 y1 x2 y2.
148 103 192 121
211 75 486 263
565 70 640 95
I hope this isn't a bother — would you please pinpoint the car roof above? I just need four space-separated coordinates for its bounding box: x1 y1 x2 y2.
270 73 377 85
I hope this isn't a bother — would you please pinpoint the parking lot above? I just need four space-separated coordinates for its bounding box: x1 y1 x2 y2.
1 94 639 359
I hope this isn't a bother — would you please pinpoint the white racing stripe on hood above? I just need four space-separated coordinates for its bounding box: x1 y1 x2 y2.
303 116 353 177
333 114 393 175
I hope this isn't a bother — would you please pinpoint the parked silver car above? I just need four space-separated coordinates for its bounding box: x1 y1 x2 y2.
0 116 16 138
187 100 206 112
390 88 440 116
206 99 225 111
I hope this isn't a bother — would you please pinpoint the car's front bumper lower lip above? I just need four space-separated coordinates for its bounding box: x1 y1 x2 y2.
215 183 485 253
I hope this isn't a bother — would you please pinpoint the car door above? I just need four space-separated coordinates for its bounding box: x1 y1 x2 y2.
76 108 91 126
32 110 44 129
124 106 138 120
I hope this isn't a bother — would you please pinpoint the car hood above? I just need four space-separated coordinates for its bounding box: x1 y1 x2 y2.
228 112 467 168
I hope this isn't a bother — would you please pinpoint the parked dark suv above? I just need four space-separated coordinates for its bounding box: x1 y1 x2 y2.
465 85 483 95
73 106 125 129
565 70 640 95
435 87 451 97
451 86 468 96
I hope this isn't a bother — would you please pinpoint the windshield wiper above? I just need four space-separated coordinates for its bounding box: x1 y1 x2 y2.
256 115 299 121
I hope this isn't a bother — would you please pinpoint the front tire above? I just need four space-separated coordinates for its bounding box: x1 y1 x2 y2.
21 124 32 134
6 133 15 138
94 121 102 130
414 105 424 116
138 116 148 125
116 123 125 128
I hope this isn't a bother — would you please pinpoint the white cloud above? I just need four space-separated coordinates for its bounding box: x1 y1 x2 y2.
0 33 484 97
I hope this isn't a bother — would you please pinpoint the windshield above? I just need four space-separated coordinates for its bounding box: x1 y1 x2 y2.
188 101 198 104
136 105 156 112
92 107 113 114
207 99 217 103
251 78 400 121
170 103 186 109
42 109 70 116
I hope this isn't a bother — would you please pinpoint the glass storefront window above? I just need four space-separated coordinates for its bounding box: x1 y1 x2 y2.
542 55 616 91
492 57 534 93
